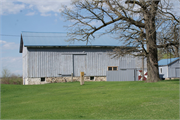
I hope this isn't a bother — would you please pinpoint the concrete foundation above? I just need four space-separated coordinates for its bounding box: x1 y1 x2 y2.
165 78 179 80
24 76 106 85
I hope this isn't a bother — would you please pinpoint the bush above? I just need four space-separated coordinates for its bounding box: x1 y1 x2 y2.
1 68 22 85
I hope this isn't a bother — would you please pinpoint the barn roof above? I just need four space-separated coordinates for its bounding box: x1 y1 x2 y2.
158 57 179 66
19 31 123 53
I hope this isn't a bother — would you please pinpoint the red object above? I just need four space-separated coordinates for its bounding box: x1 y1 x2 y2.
139 70 142 72
138 76 142 80
145 72 147 75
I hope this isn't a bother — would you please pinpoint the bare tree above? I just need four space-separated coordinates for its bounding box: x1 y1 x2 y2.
1 68 11 84
2 68 11 78
61 0 179 82
157 22 179 60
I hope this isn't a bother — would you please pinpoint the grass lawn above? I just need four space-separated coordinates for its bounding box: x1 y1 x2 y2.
1 80 179 119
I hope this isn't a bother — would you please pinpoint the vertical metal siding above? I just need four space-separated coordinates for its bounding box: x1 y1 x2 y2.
27 48 145 78
106 69 135 81
22 45 28 80
61 55 73 75
167 59 180 78
74 55 86 76
175 68 180 77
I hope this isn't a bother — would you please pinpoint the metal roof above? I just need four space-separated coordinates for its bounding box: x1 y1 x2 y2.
21 31 122 47
158 57 179 66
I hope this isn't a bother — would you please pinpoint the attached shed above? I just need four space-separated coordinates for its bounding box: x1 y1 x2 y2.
158 57 180 79
19 32 146 85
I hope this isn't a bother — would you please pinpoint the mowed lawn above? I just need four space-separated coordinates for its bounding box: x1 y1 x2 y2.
1 80 179 119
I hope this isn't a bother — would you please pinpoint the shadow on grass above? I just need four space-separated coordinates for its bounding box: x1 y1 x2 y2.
160 79 179 84
164 79 179 82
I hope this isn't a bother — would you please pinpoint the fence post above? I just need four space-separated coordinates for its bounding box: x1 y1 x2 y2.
142 56 144 81
71 73 73 82
80 72 84 85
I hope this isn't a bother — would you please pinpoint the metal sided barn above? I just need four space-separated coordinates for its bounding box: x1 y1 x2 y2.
158 57 180 79
19 32 147 85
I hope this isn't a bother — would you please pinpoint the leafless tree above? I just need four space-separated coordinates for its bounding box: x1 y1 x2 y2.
157 21 179 60
61 0 179 82
1 68 11 78
1 68 11 84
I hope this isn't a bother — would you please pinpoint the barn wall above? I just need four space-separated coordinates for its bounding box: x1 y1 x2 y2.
22 45 28 84
27 47 145 78
107 69 135 81
168 59 180 78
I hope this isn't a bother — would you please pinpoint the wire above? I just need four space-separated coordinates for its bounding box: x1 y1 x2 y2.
0 34 67 37
0 34 20 37
0 33 104 37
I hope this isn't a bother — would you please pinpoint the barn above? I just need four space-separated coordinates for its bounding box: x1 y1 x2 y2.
158 57 180 79
19 32 147 85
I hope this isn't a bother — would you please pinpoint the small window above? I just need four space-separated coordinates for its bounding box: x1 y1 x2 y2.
90 76 94 80
41 78 45 82
108 67 112 71
160 68 162 73
113 67 117 71
108 66 118 71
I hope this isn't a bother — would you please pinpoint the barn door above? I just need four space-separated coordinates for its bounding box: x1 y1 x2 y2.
61 55 73 75
74 55 86 76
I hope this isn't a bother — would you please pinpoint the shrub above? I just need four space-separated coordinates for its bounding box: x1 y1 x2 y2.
1 68 22 85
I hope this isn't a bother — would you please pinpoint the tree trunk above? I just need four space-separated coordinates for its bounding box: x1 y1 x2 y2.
145 2 161 82
146 49 160 82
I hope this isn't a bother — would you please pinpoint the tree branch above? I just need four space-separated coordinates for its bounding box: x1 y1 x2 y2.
157 42 179 48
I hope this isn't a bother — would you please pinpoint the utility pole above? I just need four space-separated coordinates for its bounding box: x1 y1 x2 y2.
141 28 145 81
142 56 144 81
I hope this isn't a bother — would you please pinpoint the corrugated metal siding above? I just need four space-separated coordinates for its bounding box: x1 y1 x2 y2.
175 68 180 77
74 55 86 76
22 32 122 46
28 49 74 77
106 69 135 81
168 59 180 78
61 55 73 75
118 56 147 69
168 67 175 78
158 57 179 66
22 45 28 80
86 52 120 76
27 48 146 78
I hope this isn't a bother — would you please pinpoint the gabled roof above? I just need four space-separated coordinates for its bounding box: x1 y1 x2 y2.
19 31 123 53
158 57 179 66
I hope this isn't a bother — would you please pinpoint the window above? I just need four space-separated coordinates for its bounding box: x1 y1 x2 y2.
90 76 94 80
160 68 162 73
108 67 112 71
41 78 45 82
113 67 117 71
107 66 118 71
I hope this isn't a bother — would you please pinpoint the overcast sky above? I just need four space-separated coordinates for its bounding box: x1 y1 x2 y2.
0 0 179 76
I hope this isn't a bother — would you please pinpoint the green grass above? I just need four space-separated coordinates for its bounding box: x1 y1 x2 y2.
1 80 179 119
